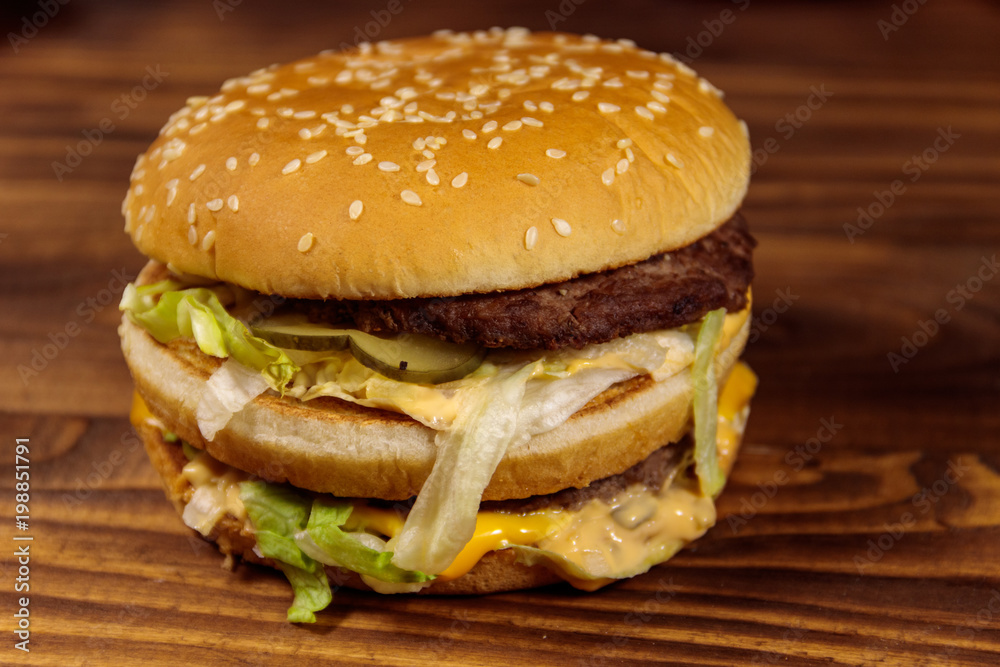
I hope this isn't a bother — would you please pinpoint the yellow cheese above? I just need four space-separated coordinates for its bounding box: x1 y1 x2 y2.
129 391 164 430
134 353 757 587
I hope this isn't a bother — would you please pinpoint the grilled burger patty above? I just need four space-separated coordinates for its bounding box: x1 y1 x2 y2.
293 213 755 350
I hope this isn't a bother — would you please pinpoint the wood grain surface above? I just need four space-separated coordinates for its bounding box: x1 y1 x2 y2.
2 0 999 665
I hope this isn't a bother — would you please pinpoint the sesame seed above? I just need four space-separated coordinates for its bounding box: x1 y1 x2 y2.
616 139 633 149
698 126 715 138
602 77 623 88
462 129 477 140
651 90 671 104
378 161 400 172
523 100 538 112
421 149 435 159
189 164 206 181
134 225 144 243
144 204 155 222
187 225 197 245
298 128 313 139
206 198 224 212
293 110 317 120
345 146 364 156
626 70 649 79
413 138 426 150
227 195 239 212
226 157 238 171
416 159 436 172
353 153 373 165
551 217 572 237
349 200 363 220
135 184 145 196
598 102 620 114
401 190 422 206
635 106 655 120
482 120 498 133
470 83 489 96
503 120 523 131
525 226 538 250
249 152 260 166
572 91 589 102
166 187 177 207
539 101 554 113
653 80 673 92
738 120 749 137
521 116 543 127
187 203 196 224
646 101 667 114
452 172 468 188
546 148 566 159
665 152 684 168
626 147 635 162
517 173 540 186
611 219 626 234
601 168 615 186
488 137 503 149
425 169 440 185
201 230 216 251
282 159 302 175
298 232 314 252
616 158 630 174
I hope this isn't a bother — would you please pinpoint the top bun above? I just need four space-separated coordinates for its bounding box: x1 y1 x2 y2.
123 28 749 300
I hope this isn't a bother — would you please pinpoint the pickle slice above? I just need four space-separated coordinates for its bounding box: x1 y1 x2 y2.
347 331 485 384
249 314 352 351
251 315 485 384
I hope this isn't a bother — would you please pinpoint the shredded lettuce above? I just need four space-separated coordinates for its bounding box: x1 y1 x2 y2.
300 500 432 584
390 362 538 574
692 308 726 496
197 358 271 440
120 281 298 392
239 481 331 623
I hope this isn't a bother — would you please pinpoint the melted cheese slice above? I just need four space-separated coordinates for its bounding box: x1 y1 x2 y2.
130 358 756 587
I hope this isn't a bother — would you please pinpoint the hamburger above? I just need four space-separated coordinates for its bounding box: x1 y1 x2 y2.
118 28 756 622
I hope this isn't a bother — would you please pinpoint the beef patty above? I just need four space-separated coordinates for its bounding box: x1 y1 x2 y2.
293 213 755 350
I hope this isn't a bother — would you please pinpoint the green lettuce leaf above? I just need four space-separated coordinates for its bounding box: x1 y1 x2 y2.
692 308 726 496
276 562 332 624
120 281 298 392
303 500 432 584
239 480 331 623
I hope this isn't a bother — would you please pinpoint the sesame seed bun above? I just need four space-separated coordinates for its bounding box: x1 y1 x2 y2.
122 29 749 300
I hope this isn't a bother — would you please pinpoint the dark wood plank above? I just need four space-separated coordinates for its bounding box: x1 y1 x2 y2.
1 0 998 664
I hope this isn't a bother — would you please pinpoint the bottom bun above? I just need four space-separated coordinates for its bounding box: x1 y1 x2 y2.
137 417 566 595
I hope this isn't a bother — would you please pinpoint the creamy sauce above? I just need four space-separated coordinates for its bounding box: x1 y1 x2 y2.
129 335 756 586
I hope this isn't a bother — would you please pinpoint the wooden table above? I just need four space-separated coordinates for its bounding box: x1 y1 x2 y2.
2 1 998 664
